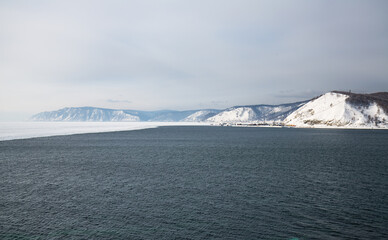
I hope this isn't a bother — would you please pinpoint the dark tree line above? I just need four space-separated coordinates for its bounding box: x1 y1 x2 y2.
333 91 388 115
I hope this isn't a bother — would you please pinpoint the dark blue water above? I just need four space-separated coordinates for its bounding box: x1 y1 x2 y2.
0 126 387 239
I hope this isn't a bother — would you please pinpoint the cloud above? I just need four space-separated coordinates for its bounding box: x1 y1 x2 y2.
1 0 387 116
106 99 132 104
197 100 229 109
274 90 324 100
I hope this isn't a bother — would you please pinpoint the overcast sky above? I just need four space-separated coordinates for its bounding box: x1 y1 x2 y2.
1 0 388 120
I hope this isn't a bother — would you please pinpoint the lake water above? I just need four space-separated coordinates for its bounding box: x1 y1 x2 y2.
0 126 387 239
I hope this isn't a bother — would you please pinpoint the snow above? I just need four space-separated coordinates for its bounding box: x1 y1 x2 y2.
207 107 257 123
284 92 388 128
110 110 140 122
0 122 209 141
272 106 288 113
183 110 219 122
204 101 307 124
31 108 140 122
184 111 208 122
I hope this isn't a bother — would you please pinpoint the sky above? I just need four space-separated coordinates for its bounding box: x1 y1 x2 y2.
1 0 388 120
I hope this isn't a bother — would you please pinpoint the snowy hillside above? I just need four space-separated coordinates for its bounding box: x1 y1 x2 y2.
31 107 198 122
207 107 258 123
207 101 307 123
31 107 140 122
31 101 307 123
183 110 220 122
284 92 388 128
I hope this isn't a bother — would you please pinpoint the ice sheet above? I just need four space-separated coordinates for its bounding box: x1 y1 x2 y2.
0 122 208 141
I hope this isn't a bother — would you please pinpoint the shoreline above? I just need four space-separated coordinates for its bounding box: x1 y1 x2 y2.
0 122 210 142
229 125 388 130
211 122 388 130
1 121 387 142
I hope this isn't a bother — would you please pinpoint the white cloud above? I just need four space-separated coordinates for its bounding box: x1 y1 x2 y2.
1 0 387 119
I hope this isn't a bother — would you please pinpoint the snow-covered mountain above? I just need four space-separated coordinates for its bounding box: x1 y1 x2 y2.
207 107 258 123
206 102 307 123
31 107 140 122
31 102 305 123
30 91 388 128
183 110 221 122
31 107 199 122
284 91 388 128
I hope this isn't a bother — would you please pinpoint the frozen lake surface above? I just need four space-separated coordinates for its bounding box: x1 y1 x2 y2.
0 122 207 141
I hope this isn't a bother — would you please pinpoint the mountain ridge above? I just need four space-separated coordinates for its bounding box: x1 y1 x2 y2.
31 91 388 128
333 91 388 114
31 101 306 123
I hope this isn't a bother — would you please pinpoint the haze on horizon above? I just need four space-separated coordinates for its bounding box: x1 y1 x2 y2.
1 0 388 121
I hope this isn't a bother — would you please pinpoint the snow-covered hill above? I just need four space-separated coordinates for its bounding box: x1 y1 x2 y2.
31 107 140 122
284 92 388 128
183 110 220 122
31 107 199 122
207 107 258 123
206 101 307 123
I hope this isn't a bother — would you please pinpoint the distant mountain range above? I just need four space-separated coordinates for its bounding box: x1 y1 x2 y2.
30 101 305 123
31 107 206 122
31 91 388 128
